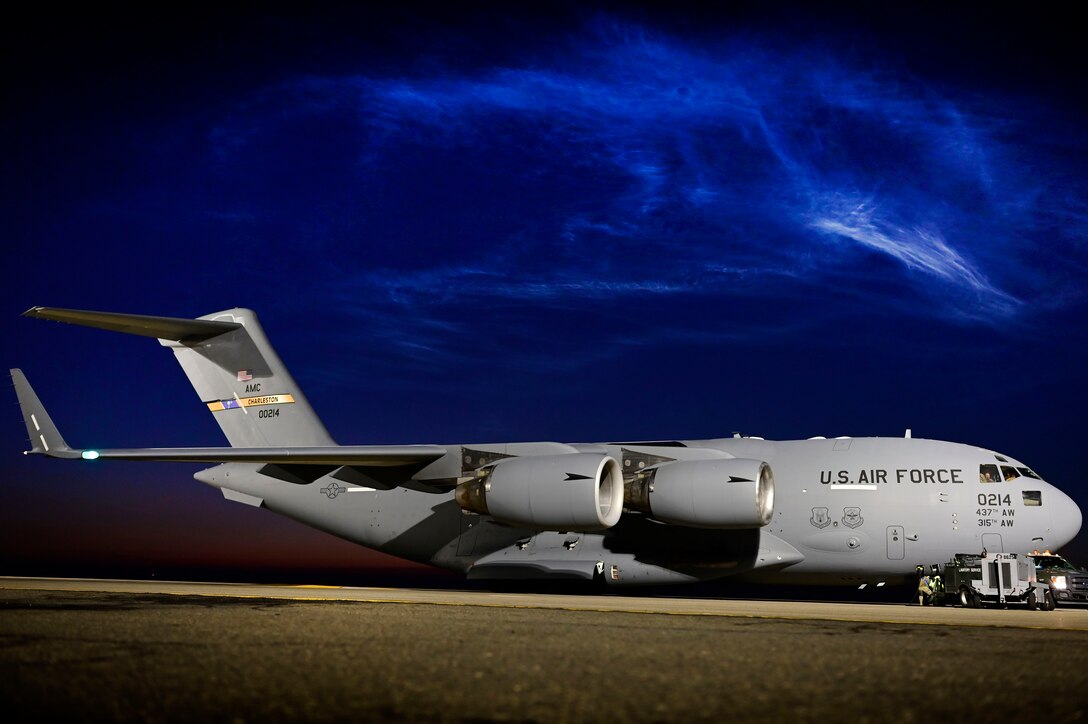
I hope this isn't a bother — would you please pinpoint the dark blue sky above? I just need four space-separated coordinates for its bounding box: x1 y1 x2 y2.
3 2 1087 577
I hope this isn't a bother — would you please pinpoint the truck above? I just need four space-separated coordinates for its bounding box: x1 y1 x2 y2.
940 553 1054 610
1030 552 1088 605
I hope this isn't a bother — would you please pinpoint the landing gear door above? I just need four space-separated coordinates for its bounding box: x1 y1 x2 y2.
887 525 905 560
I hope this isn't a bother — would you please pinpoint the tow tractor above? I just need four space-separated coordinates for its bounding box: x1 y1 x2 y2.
940 553 1055 610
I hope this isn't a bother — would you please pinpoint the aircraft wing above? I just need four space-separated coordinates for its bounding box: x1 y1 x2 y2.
10 368 445 467
27 445 447 466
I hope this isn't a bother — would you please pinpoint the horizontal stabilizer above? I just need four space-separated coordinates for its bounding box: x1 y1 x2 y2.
23 306 239 344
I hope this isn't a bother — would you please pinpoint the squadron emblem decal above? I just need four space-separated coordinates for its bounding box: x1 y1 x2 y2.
842 507 864 528
809 507 831 529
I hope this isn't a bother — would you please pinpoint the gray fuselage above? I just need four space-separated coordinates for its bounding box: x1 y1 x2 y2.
194 435 1082 586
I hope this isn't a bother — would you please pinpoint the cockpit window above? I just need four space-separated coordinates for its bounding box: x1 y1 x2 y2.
979 464 1001 483
1017 467 1041 480
1001 466 1020 482
1022 490 1042 506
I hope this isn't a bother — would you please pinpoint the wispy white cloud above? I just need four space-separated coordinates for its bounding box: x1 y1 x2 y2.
203 17 1084 367
353 265 689 305
808 196 1021 318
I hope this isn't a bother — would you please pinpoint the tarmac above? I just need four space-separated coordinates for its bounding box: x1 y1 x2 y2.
2 577 1087 722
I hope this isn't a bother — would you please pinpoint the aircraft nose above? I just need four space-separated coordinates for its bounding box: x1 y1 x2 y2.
1050 486 1083 550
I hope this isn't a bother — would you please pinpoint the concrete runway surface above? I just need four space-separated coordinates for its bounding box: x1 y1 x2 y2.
2 577 1086 723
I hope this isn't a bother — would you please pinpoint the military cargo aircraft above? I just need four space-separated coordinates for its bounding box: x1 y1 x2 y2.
12 307 1083 586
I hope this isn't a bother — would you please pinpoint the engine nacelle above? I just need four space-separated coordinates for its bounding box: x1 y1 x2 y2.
455 453 624 531
625 458 774 528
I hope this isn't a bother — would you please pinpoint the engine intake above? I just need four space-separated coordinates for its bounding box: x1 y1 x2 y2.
455 453 624 531
625 458 774 528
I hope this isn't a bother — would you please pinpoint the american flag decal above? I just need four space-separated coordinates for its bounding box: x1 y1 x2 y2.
237 370 253 381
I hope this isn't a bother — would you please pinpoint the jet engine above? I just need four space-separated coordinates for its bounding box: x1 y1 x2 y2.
455 453 624 531
624 458 774 528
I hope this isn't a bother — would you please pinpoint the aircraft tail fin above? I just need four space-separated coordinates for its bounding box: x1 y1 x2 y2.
23 307 336 448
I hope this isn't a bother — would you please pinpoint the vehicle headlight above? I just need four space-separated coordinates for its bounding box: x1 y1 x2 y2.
1050 575 1068 590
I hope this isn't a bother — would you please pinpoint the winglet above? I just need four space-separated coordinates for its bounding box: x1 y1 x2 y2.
9 369 79 458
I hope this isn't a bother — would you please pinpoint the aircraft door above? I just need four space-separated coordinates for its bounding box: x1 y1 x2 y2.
982 533 1003 554
886 525 905 560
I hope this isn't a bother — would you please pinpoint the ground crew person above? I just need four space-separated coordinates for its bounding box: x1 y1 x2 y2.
930 568 944 605
917 567 933 605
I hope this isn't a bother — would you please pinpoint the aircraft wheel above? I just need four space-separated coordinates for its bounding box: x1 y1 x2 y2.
1044 590 1056 611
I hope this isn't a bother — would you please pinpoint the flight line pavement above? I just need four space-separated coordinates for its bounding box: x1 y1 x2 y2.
1 577 1086 722
2 576 1085 630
